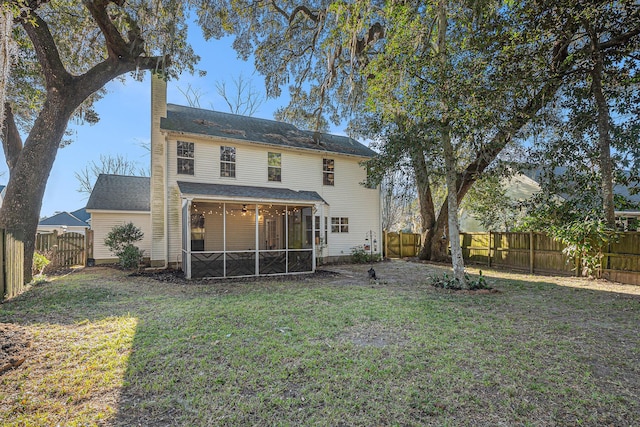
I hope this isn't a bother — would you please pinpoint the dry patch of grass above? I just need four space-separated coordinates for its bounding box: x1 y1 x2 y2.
0 263 639 426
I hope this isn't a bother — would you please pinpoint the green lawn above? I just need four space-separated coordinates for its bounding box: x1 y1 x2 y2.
1 262 639 426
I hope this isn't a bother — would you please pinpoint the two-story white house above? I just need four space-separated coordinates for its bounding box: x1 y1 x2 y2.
90 75 381 278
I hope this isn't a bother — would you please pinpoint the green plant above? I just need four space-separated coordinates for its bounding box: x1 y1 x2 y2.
548 217 617 278
430 270 490 290
104 222 145 269
118 245 145 270
351 246 382 264
32 251 51 277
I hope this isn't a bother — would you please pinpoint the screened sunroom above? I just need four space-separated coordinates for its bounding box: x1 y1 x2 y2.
178 182 328 279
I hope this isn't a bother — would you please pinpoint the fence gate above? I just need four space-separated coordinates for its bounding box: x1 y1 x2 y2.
383 231 421 258
36 231 90 267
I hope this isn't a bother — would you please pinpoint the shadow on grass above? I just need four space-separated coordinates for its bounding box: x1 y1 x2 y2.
1 263 639 426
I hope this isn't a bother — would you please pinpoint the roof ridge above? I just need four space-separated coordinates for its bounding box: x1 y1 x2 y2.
97 173 149 179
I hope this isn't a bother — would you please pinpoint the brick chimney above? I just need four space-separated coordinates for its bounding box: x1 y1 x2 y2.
150 73 167 266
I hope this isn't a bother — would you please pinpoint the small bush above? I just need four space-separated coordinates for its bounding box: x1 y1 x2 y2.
118 245 145 270
32 251 51 278
430 271 490 290
351 246 382 264
105 222 145 269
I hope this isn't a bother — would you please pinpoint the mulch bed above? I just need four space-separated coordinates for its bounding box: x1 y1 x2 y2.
0 323 32 374
128 267 340 284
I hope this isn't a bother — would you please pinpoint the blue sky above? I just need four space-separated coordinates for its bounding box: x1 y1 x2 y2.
2 29 347 218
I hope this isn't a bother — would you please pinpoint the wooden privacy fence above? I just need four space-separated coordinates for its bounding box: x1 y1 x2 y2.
460 231 640 285
35 230 93 267
1 229 25 300
383 231 421 258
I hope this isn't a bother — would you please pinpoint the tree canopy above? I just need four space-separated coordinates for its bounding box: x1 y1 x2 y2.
1 0 201 281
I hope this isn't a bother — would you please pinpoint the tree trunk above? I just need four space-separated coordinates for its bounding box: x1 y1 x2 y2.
436 0 465 286
442 127 466 285
588 29 615 227
409 145 436 260
0 93 75 283
430 209 450 261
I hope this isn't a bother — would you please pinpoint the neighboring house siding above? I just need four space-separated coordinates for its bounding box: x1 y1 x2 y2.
90 212 152 261
37 226 88 235
163 137 380 263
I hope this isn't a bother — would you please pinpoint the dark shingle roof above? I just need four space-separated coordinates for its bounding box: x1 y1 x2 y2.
177 181 328 205
0 185 5 193
71 207 91 222
39 211 89 227
161 104 376 158
86 174 150 211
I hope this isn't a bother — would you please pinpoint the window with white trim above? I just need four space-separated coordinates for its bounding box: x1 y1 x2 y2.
220 146 236 178
323 159 334 186
331 217 349 233
268 152 281 182
177 141 194 175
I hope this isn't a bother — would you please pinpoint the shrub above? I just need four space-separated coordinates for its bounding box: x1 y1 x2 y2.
430 271 490 291
548 217 616 278
32 251 51 278
105 223 145 269
118 245 145 270
351 246 382 264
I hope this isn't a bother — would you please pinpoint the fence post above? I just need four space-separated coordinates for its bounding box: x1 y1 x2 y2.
529 231 534 274
52 229 59 266
84 229 94 265
399 231 404 259
487 231 492 267
384 230 388 259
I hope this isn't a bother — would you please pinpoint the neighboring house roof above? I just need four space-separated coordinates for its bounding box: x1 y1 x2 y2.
71 207 91 223
0 185 5 193
39 211 89 227
86 174 150 211
522 167 640 204
177 181 328 205
161 104 376 158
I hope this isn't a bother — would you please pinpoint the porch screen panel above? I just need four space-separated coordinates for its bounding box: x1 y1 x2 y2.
287 206 313 273
201 202 224 251
191 252 224 278
225 203 256 251
259 205 286 250
181 200 190 278
259 251 286 274
287 206 313 249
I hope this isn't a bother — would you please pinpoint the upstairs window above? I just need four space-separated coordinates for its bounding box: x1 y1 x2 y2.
177 141 194 175
323 159 334 186
220 146 236 178
268 152 281 182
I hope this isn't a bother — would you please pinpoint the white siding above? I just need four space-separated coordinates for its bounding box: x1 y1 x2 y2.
162 136 381 262
90 211 152 261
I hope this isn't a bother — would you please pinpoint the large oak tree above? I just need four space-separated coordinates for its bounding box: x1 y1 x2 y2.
202 0 639 274
1 0 198 282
